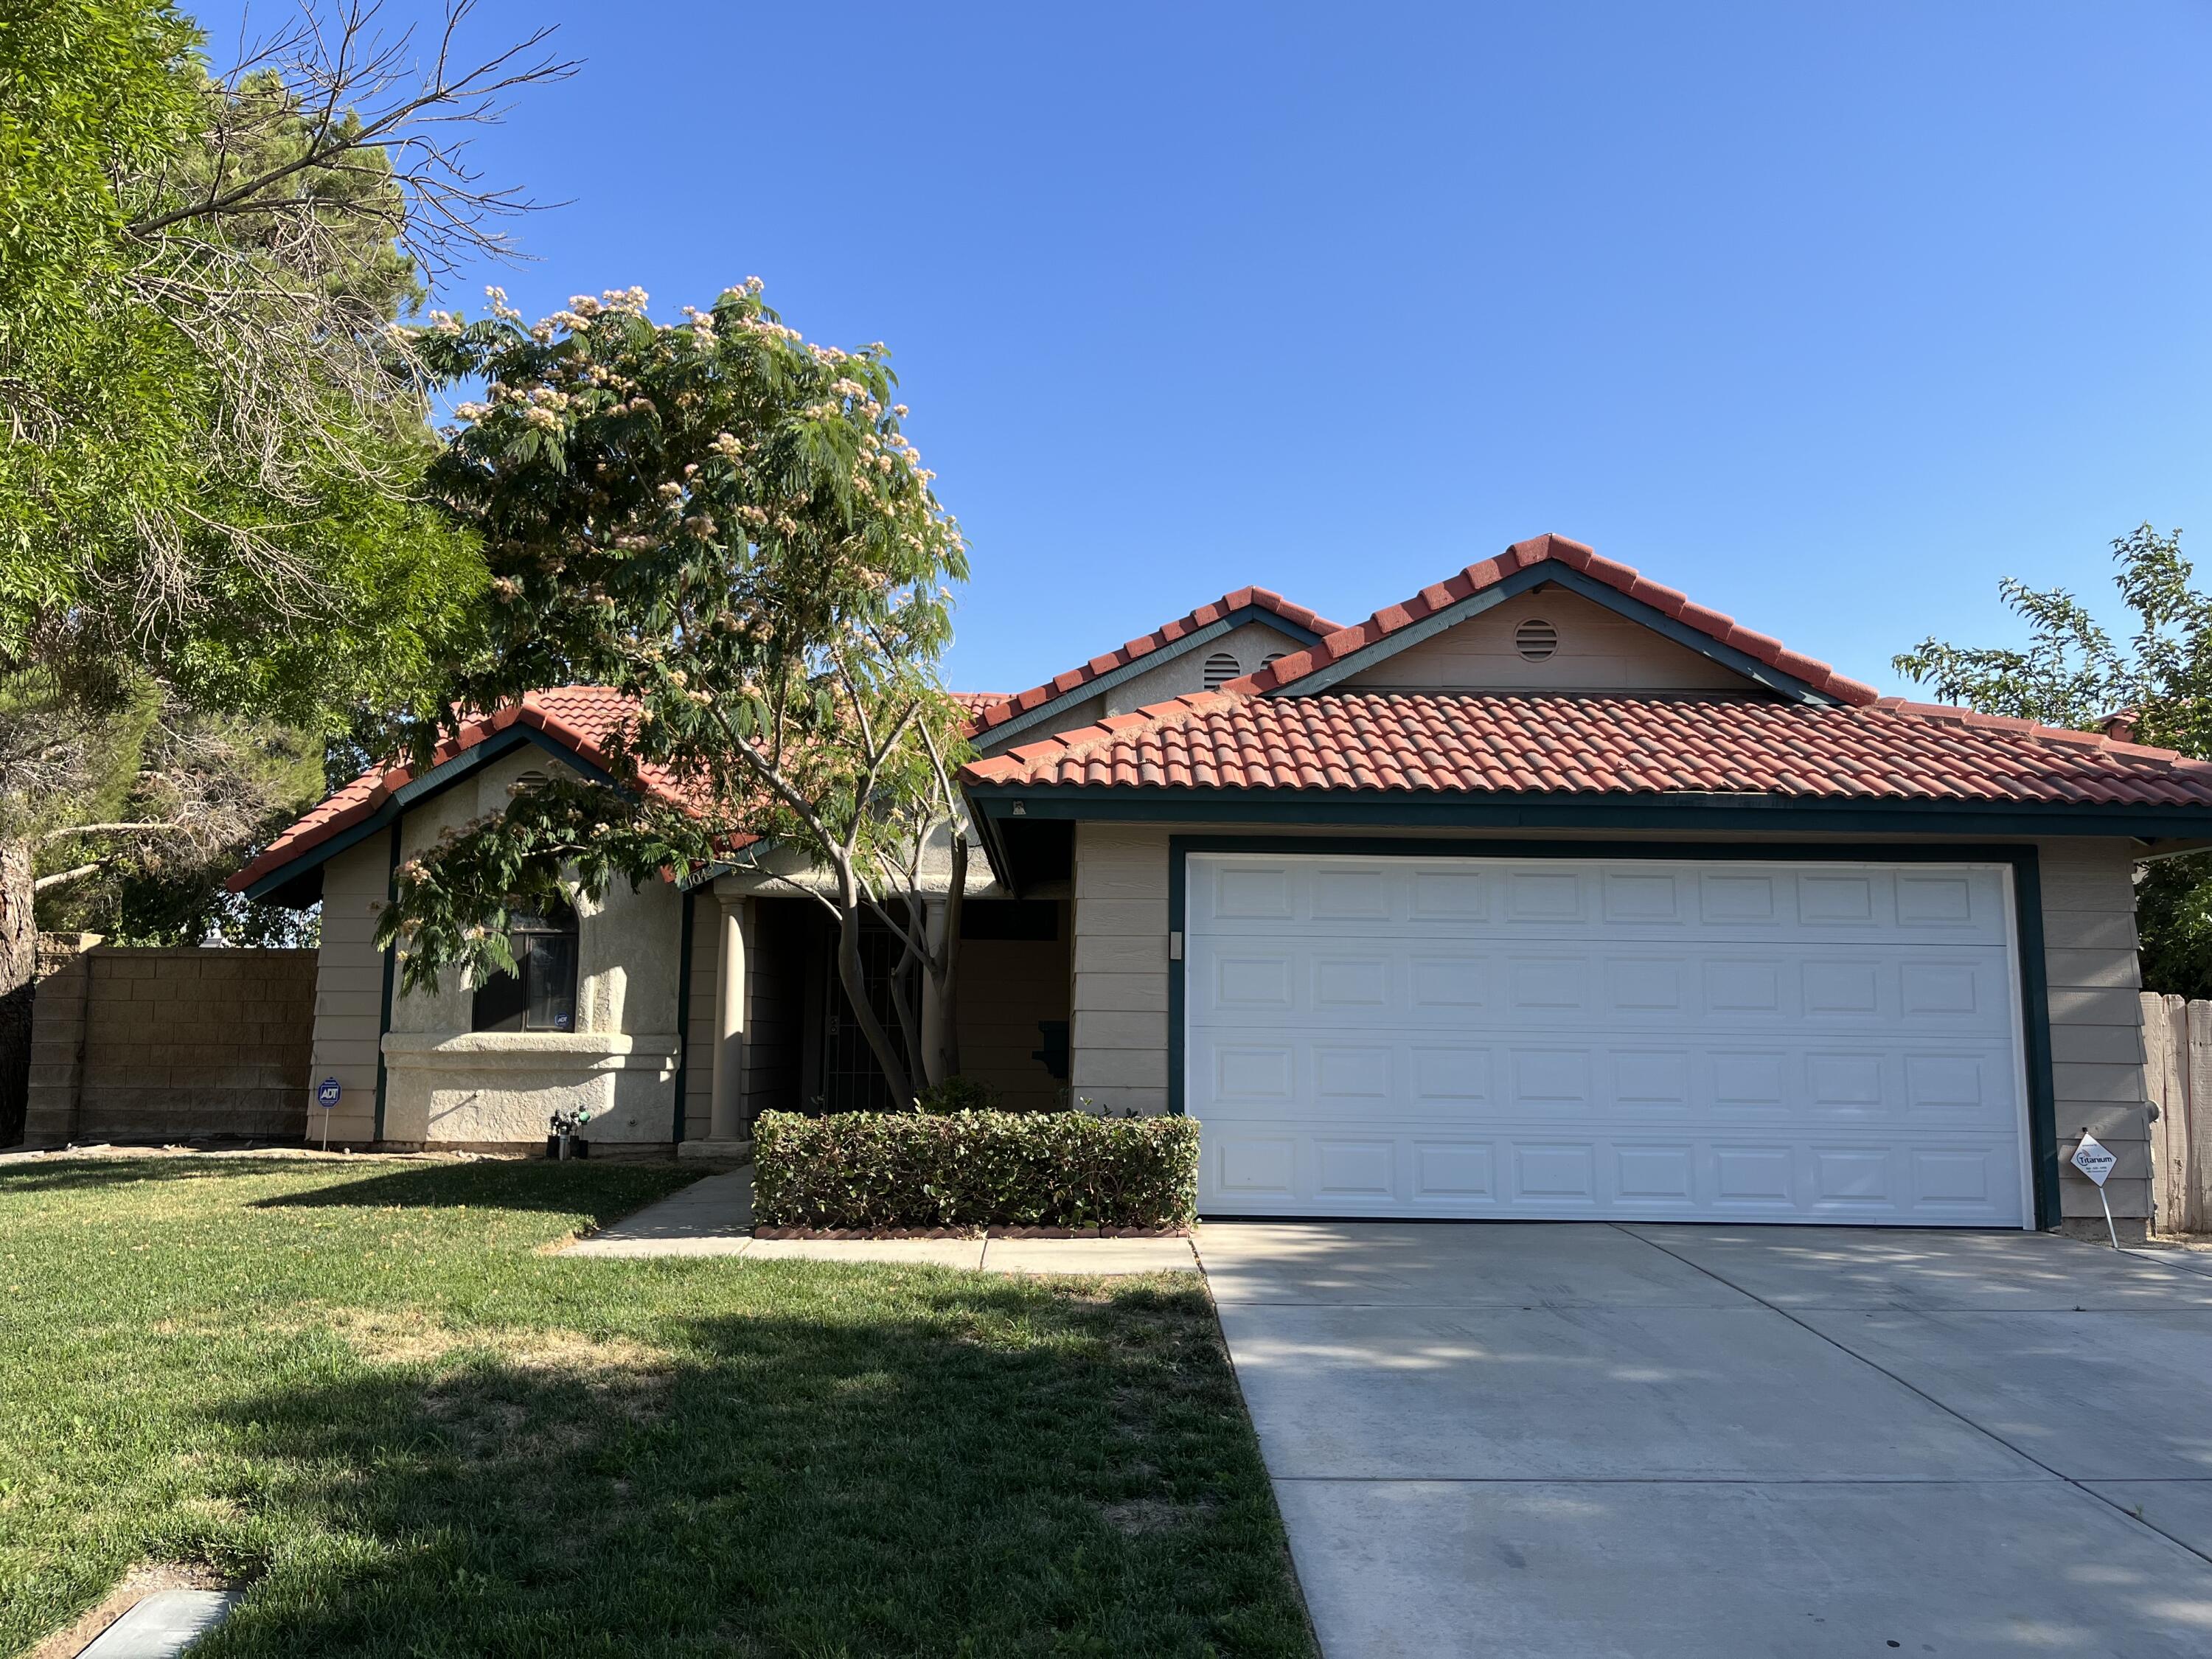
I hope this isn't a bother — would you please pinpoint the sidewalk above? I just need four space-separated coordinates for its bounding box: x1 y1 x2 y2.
562 1169 1197 1273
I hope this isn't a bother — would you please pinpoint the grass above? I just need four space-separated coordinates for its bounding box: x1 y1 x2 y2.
0 1155 1315 1658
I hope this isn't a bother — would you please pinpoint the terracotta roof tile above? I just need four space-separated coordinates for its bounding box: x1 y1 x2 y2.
230 687 737 893
963 587 1341 736
960 689 2212 810
1231 534 1883 706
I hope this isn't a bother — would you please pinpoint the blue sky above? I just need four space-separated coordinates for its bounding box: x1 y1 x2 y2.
197 1 2212 698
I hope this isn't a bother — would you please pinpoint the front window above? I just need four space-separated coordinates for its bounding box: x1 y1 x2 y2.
471 903 580 1032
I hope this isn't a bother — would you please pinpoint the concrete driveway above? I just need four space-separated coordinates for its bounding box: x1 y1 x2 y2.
1198 1222 2212 1658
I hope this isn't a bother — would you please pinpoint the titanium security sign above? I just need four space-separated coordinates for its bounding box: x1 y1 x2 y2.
2072 1132 2121 1246
2071 1134 2116 1186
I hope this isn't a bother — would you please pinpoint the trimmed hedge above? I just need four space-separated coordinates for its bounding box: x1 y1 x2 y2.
751 1110 1200 1232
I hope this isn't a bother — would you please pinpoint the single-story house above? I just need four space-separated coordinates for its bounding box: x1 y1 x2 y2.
235 534 2212 1240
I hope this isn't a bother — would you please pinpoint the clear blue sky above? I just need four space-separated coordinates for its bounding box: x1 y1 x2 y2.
196 0 2212 698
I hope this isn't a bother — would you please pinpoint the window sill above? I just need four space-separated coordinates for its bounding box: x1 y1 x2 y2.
381 1032 680 1072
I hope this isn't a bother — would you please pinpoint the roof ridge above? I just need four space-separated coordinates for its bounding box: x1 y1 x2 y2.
1870 696 2212 773
1228 534 1883 707
965 587 1343 735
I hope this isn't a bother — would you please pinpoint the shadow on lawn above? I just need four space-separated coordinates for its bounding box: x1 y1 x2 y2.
248 1160 692 1221
0 1157 345 1197
189 1279 1315 1659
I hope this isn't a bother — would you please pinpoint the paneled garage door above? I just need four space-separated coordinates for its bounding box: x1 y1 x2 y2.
1184 853 2032 1225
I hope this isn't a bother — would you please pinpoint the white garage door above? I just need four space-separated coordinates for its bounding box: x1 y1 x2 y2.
1185 853 2031 1226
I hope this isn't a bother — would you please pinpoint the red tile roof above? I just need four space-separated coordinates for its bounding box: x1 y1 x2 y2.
961 689 2212 807
964 587 1342 737
229 687 733 893
947 690 1009 714
1233 534 1882 707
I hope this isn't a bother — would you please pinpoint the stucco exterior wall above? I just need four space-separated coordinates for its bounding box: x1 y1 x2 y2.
308 835 388 1144
1065 821 2154 1231
1336 587 1759 695
296 745 684 1149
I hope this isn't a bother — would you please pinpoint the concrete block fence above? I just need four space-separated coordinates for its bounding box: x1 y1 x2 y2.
23 937 317 1146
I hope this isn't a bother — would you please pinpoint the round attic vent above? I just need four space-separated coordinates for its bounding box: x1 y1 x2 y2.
1202 650 1242 690
509 769 550 795
1514 619 1559 662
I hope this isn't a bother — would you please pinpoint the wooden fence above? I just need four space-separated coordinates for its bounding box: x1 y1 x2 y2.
2140 992 2212 1234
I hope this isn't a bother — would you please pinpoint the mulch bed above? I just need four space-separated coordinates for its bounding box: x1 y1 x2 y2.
749 1225 1192 1240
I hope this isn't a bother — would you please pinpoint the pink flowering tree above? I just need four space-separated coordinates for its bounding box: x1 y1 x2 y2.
378 282 974 1105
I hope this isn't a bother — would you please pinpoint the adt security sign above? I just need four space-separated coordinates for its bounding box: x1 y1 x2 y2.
314 1077 341 1150
2072 1132 2121 1246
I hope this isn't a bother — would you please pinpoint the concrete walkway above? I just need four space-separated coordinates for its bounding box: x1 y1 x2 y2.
563 1169 1196 1273
1200 1220 2212 1658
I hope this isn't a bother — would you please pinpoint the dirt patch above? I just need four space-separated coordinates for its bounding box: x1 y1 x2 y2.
22 1562 236 1659
1096 1496 1219 1537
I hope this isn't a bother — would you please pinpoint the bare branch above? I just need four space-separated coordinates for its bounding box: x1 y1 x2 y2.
36 821 195 845
128 0 580 280
34 861 112 894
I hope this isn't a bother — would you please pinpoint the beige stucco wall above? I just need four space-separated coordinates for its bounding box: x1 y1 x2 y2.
1066 821 2154 1232
300 745 684 1148
1336 586 1759 695
308 835 388 1144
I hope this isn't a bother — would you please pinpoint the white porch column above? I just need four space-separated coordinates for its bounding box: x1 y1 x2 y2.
708 897 749 1140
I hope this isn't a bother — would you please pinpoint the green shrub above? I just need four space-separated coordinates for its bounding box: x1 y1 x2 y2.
752 1110 1200 1231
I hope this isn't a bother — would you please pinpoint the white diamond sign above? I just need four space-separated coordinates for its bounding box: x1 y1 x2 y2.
2072 1134 2118 1188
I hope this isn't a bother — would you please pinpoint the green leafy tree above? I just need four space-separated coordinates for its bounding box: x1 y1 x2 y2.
1896 524 2212 995
380 283 974 1106
0 0 567 1138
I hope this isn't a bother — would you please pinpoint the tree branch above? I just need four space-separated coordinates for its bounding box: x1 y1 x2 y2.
37 821 195 845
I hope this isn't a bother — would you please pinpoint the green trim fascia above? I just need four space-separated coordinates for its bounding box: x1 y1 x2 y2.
973 605 1329 751
372 820 400 1144
244 726 629 904
2010 852 2061 1229
969 784 2211 841
1270 561 1839 703
670 888 697 1143
1163 835 2062 1229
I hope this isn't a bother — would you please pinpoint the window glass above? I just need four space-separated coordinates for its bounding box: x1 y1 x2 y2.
470 904 580 1033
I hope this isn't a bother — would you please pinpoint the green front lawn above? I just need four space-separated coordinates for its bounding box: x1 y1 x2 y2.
0 1156 1313 1658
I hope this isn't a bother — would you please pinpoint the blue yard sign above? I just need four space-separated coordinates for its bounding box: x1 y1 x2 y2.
316 1077 341 1109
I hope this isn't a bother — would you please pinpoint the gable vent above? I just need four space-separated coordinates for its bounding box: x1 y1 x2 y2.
508 769 550 796
1202 650 1242 690
1514 619 1559 662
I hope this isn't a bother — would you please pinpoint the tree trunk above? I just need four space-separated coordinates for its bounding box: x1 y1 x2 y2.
928 833 967 1085
0 838 35 1147
834 905 914 1107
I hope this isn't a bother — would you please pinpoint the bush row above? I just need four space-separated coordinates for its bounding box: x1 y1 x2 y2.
751 1109 1200 1231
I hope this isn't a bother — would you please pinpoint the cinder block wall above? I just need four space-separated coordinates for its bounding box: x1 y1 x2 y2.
24 943 317 1144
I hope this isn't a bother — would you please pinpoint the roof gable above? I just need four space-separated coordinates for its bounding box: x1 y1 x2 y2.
231 688 731 904
964 586 1341 747
1333 584 1764 697
1234 535 1879 707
